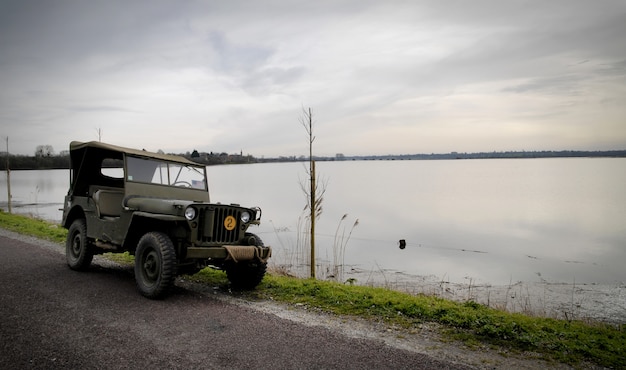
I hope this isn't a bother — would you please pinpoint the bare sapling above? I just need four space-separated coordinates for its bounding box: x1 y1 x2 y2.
299 107 326 279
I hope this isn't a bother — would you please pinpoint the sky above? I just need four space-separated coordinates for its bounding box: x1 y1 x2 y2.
1 0 625 157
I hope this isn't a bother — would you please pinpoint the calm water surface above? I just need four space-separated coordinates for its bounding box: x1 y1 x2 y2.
1 158 624 286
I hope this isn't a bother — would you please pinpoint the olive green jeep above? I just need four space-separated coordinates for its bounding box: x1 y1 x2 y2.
61 141 271 299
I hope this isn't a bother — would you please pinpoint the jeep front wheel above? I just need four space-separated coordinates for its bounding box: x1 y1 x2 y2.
66 219 94 271
225 260 267 290
225 233 267 290
134 232 177 299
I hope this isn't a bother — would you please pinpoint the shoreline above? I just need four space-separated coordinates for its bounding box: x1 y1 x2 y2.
350 268 626 325
278 263 626 325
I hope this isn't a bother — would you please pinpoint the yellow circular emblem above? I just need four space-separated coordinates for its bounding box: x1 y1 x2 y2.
223 215 237 231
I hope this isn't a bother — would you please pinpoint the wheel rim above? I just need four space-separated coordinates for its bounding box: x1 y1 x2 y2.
141 249 160 283
71 233 82 258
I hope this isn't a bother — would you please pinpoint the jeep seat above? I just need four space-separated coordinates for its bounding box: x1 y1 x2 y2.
93 189 124 218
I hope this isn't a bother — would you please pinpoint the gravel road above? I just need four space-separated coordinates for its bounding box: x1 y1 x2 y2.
0 231 476 370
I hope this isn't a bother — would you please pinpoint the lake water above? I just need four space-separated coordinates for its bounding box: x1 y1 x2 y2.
1 158 625 286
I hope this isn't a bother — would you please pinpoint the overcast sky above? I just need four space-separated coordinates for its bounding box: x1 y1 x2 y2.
1 0 625 157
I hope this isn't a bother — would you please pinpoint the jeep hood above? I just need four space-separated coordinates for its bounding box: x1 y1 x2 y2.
124 197 194 217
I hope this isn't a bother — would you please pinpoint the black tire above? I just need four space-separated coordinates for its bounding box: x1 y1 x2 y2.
225 233 268 290
66 219 94 271
134 232 177 299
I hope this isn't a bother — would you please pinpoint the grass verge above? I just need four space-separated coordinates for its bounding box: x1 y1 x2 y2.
1 211 624 368
190 269 625 368
0 210 66 243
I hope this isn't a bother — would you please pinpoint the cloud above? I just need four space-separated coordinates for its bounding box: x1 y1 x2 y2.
0 0 625 156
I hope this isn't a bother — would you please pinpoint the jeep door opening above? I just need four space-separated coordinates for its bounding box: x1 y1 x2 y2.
62 141 271 298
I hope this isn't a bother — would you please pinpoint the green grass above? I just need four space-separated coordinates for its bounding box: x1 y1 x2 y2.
0 210 67 243
2 210 625 368
103 251 134 265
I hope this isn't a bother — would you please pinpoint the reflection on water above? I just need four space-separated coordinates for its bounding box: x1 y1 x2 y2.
1 159 625 286
0 169 67 221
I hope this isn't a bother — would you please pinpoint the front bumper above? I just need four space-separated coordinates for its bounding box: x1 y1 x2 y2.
185 245 272 263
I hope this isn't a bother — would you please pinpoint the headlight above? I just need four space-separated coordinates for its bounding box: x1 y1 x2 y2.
184 207 197 221
241 211 251 223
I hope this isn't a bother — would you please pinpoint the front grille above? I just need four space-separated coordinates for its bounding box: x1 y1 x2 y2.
198 206 241 244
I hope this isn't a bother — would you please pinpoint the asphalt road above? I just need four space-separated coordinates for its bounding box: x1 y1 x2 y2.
0 233 472 369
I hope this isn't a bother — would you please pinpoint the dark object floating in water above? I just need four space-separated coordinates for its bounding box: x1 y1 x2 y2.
399 239 406 249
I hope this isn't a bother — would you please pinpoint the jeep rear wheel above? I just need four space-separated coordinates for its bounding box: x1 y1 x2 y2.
225 233 267 290
66 219 94 271
134 232 177 299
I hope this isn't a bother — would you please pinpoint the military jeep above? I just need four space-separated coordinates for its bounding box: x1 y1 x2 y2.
61 141 271 299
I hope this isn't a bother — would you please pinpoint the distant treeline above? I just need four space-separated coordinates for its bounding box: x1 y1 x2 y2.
1 155 70 170
1 149 625 170
339 150 626 161
263 150 626 163
0 151 259 170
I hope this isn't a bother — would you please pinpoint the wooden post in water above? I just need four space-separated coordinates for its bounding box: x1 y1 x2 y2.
5 137 11 213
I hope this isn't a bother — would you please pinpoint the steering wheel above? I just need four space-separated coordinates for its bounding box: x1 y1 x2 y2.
172 181 192 187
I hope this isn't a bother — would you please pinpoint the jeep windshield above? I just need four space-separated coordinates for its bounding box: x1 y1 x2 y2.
126 156 207 191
